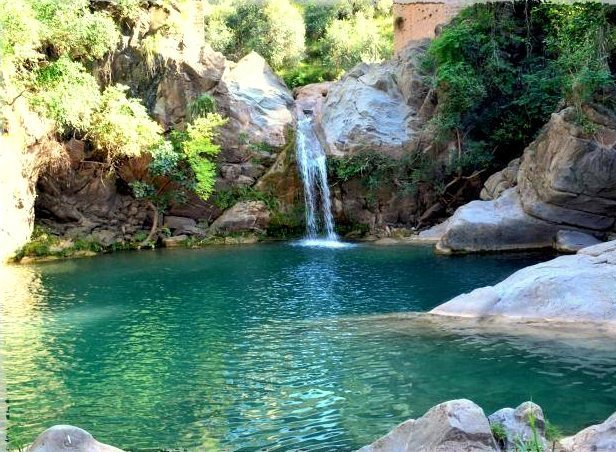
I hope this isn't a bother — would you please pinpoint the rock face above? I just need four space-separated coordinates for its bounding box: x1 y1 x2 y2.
431 239 616 323
0 97 61 262
518 106 616 232
560 412 616 452
433 106 616 253
35 140 151 247
28 425 124 452
359 399 497 452
488 402 546 451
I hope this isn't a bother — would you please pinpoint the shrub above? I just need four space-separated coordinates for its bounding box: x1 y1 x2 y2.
180 114 227 199
321 12 391 73
89 85 162 160
0 0 40 63
205 0 305 70
28 56 101 133
31 0 120 60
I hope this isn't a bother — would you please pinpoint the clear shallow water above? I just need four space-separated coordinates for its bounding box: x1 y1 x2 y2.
1 244 615 450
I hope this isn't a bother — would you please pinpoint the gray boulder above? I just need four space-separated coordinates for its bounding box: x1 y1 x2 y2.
431 239 616 323
488 402 546 451
358 399 498 452
435 189 564 254
554 230 602 254
209 201 270 233
27 425 124 452
559 412 616 452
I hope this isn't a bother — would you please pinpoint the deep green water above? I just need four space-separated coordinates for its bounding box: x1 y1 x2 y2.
2 244 616 451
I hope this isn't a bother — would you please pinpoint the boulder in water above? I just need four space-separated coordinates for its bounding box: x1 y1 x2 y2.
27 425 124 452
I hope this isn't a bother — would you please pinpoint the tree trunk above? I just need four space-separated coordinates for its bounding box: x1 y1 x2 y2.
140 201 159 248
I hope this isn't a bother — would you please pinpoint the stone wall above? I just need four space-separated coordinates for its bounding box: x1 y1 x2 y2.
393 1 463 53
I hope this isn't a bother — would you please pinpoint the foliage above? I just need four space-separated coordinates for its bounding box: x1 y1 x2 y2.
180 114 228 198
214 186 278 211
490 422 507 447
28 56 101 134
423 2 616 170
89 85 163 160
321 11 392 74
0 0 40 64
205 0 306 70
188 94 218 121
31 0 120 60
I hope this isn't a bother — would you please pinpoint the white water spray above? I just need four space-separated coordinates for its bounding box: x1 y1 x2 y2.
295 115 345 247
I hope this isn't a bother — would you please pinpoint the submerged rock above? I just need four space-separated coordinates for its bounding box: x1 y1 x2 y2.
431 239 616 323
28 425 124 452
359 399 497 452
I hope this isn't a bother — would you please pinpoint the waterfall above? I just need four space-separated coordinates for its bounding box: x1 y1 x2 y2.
295 115 341 245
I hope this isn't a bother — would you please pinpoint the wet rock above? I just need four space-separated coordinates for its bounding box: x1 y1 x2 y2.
554 230 602 254
359 399 497 452
559 411 616 452
431 239 616 323
480 158 520 201
27 425 124 452
488 402 546 451
209 201 270 233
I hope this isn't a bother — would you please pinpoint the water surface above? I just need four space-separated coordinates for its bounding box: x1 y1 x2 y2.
2 244 615 450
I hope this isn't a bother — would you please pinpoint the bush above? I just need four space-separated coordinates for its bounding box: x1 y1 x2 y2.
28 56 101 133
89 85 162 159
321 12 392 73
31 0 120 60
205 0 305 70
0 0 40 64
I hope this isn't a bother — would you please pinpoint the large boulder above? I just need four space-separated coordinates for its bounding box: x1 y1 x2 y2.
27 425 124 452
320 44 432 159
209 201 270 233
559 412 616 452
518 106 616 232
431 239 616 323
359 399 497 452
434 188 565 253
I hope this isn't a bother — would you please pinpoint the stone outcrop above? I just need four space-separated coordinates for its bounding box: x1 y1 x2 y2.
431 106 616 253
433 188 566 253
431 239 616 324
554 230 602 254
518 106 616 232
28 425 124 452
0 97 62 262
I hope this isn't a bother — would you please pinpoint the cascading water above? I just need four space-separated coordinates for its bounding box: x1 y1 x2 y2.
295 115 346 247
